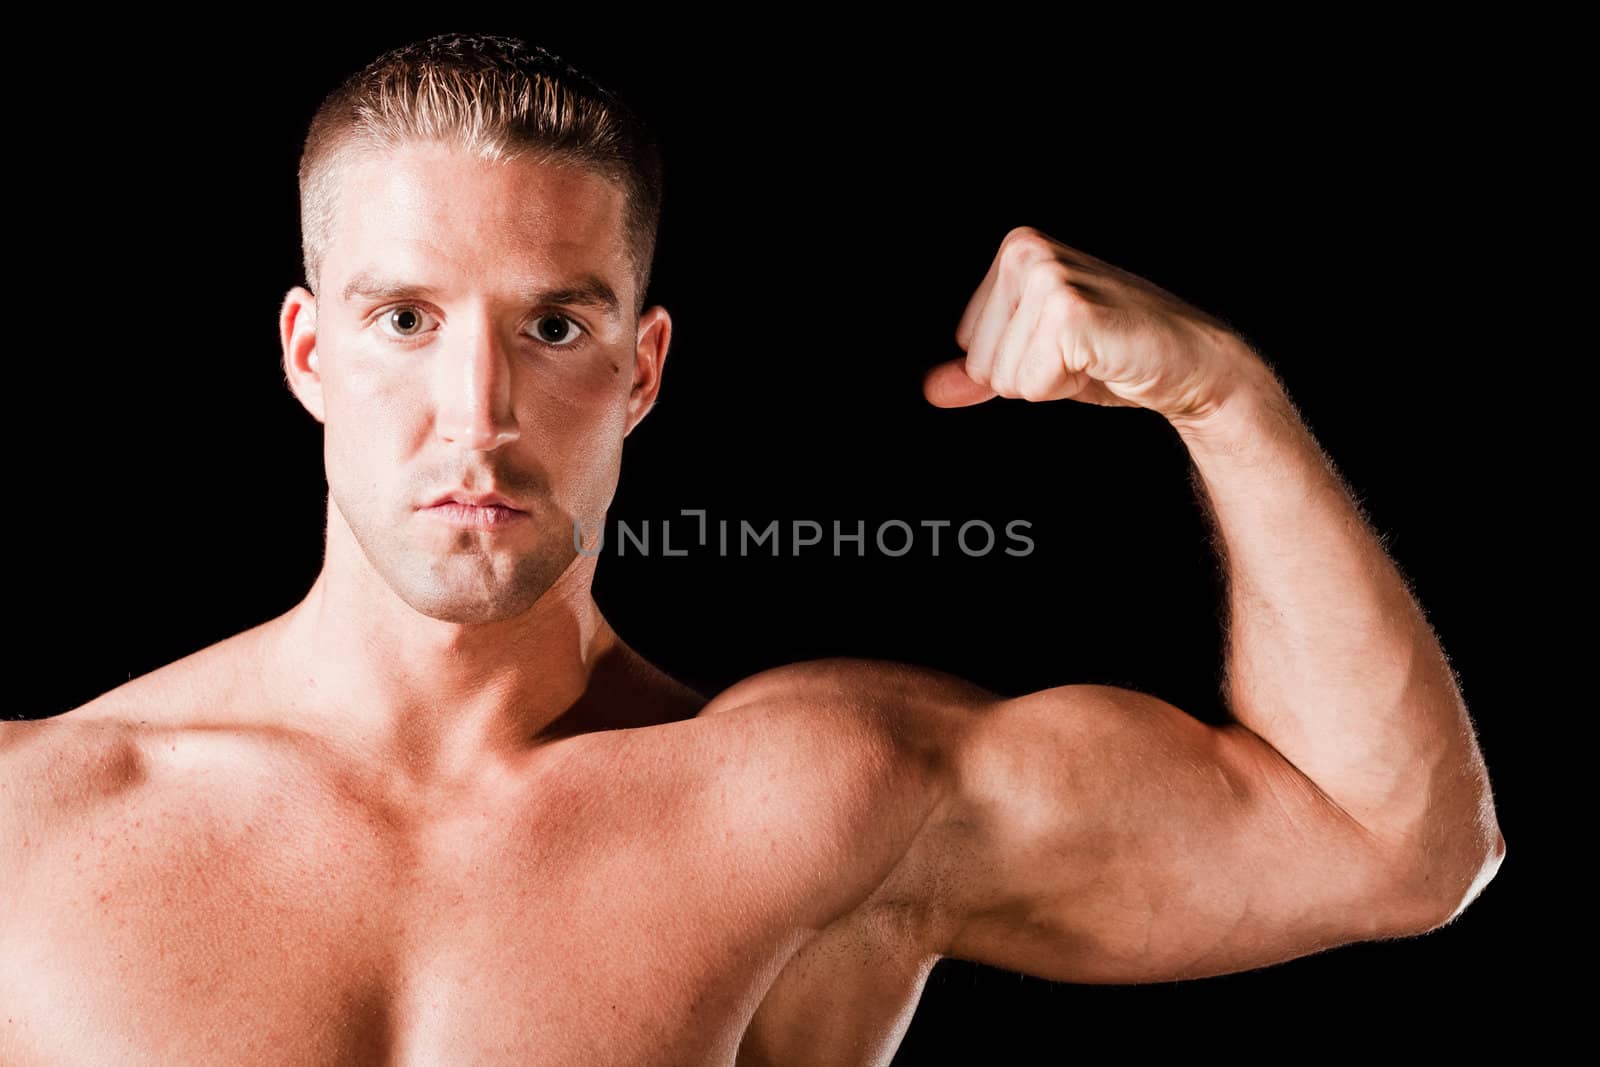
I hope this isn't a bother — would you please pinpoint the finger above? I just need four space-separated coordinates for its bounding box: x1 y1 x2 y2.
922 358 999 408
962 257 1024 390
1046 301 1133 408
960 231 1101 356
955 247 1002 353
1033 286 1105 404
989 273 1048 399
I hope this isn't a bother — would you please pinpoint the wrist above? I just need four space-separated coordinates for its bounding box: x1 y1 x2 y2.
1167 338 1289 447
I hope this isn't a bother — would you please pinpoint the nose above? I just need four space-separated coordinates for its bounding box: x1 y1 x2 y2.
433 315 521 451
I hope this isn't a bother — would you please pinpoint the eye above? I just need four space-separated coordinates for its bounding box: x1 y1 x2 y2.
527 313 587 348
372 306 588 349
377 305 437 340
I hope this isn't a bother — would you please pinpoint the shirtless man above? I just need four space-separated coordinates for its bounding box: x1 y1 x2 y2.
1 32 1505 1067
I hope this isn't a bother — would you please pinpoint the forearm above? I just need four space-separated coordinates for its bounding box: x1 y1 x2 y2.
1173 345 1503 909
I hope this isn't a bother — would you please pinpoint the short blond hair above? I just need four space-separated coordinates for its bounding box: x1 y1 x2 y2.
297 33 663 318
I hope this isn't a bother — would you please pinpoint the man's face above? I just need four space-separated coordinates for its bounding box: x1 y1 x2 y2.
282 141 666 624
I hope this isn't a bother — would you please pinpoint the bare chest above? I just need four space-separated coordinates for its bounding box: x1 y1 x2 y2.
2 727 918 1067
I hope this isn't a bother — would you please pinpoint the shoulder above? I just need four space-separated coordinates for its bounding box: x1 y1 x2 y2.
682 658 999 933
0 711 139 772
693 659 1020 949
695 656 1004 826
700 654 996 750
0 629 258 818
699 655 1001 721
0 711 147 834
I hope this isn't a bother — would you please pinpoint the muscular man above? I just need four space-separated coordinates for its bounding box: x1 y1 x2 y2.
1 32 1505 1067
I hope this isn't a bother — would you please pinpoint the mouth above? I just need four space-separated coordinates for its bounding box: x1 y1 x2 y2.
421 491 531 530
425 490 525 510
422 501 531 529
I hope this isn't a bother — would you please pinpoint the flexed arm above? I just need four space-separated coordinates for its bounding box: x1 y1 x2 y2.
901 227 1504 981
1159 335 1503 921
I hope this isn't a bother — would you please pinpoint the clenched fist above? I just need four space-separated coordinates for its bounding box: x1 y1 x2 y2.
922 226 1264 426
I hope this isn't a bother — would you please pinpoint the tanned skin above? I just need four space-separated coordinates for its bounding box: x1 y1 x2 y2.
0 141 1504 1066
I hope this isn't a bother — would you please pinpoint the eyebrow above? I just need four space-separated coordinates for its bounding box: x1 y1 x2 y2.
340 270 623 321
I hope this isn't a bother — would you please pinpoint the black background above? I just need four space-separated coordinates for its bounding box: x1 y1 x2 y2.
12 16 1561 1061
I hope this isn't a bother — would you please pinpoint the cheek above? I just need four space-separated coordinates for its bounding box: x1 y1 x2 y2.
525 363 629 439
334 357 417 419
322 365 419 487
322 350 626 473
523 379 629 497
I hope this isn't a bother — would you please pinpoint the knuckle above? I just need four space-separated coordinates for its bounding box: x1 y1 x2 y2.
1025 261 1074 298
1003 224 1042 245
1018 377 1054 402
1063 275 1104 311
1045 283 1087 322
1000 226 1050 266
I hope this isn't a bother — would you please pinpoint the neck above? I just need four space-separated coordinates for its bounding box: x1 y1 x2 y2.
265 514 618 796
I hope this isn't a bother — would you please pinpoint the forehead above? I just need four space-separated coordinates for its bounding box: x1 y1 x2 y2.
325 141 629 300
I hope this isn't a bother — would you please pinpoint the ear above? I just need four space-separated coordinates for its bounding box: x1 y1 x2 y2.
280 286 325 423
624 304 671 437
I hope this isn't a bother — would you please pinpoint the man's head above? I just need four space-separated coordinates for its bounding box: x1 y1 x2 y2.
279 33 670 625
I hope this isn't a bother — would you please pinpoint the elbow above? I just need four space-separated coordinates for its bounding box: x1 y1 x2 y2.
1383 743 1507 935
1399 823 1507 935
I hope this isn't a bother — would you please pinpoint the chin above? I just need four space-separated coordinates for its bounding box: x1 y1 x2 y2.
413 599 529 625
399 583 543 624
396 548 576 624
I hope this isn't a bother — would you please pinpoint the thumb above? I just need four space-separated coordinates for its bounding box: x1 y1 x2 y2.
922 358 998 408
